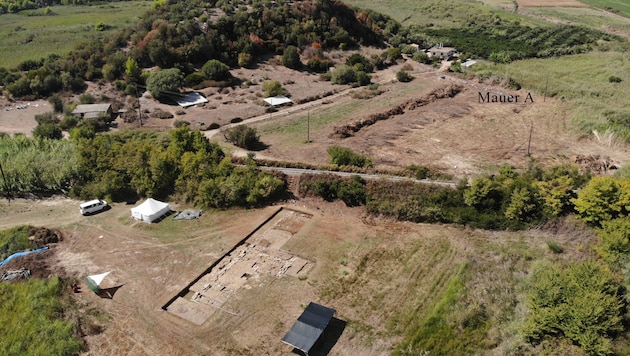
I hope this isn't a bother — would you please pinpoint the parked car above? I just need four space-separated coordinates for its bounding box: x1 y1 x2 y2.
79 199 108 215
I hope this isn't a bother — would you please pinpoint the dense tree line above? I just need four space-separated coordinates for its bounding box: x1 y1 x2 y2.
1 0 399 100
71 126 286 207
424 23 614 63
300 163 595 230
0 128 286 208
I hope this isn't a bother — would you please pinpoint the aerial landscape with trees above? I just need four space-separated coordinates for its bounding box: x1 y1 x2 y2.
1 0 630 354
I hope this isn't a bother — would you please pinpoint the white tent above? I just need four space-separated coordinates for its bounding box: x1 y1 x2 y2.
130 198 171 223
86 271 111 294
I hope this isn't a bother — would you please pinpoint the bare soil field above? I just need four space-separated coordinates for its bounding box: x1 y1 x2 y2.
0 191 597 355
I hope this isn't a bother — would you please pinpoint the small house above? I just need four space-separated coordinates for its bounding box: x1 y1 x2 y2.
429 44 456 60
71 103 113 119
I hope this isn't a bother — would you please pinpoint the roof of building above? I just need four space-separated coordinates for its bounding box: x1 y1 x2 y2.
71 103 112 114
173 92 209 108
281 302 336 353
430 47 456 53
263 95 292 106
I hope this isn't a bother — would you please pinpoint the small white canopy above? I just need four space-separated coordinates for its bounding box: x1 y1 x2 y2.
88 271 111 286
130 198 171 223
86 271 111 293
263 95 292 106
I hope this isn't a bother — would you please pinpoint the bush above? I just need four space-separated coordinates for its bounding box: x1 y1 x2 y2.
262 81 288 97
327 146 372 168
521 261 624 355
609 75 622 83
224 125 261 150
396 70 413 82
202 59 231 81
184 72 205 87
79 93 95 104
33 122 62 140
173 120 189 128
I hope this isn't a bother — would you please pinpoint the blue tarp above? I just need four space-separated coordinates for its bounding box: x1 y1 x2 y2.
0 246 49 267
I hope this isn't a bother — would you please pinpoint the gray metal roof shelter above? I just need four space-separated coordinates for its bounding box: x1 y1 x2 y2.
281 302 336 354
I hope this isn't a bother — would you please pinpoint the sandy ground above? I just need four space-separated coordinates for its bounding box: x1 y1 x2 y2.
0 196 418 355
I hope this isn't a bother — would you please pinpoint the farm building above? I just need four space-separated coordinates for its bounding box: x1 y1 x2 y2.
71 103 114 119
429 44 456 59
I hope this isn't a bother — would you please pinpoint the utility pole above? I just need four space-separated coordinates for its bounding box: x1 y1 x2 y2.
0 162 11 200
136 86 142 127
307 109 310 143
527 121 533 157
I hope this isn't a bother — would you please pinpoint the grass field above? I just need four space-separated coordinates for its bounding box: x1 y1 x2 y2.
472 48 630 142
523 6 630 35
0 1 152 69
579 0 630 17
345 0 544 28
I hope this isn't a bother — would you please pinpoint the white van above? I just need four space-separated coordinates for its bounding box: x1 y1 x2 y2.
79 199 108 215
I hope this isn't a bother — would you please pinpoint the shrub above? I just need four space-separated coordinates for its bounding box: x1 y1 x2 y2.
79 93 95 104
546 241 564 254
521 261 624 355
262 81 288 97
396 70 413 82
184 72 205 87
327 146 372 168
224 125 261 150
173 120 189 128
202 59 231 81
33 122 62 140
238 52 254 68
609 75 622 83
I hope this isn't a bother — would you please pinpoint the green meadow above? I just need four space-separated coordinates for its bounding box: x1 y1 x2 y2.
472 48 630 141
0 1 152 69
579 0 630 17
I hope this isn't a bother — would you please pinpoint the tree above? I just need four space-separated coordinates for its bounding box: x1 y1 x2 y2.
262 81 288 97
573 176 630 226
282 46 301 69
146 68 183 100
595 218 630 267
33 123 62 140
224 125 261 150
238 52 253 68
504 186 539 222
522 261 623 355
48 95 63 113
331 65 356 85
201 59 231 81
125 58 140 81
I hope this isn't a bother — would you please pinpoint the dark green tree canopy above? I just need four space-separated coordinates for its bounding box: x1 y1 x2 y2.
201 59 231 81
146 68 183 100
